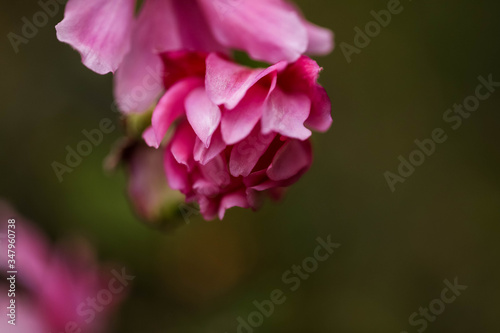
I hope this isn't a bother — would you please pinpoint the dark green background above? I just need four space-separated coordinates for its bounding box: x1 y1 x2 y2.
1 0 499 332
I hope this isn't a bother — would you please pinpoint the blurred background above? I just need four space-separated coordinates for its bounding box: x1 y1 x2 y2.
1 0 499 332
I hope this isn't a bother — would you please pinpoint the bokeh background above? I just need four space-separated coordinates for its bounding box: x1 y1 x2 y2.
1 0 500 332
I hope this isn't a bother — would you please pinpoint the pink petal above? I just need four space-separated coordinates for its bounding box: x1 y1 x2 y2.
221 84 269 145
243 169 269 188
306 85 332 132
246 170 299 192
147 77 204 148
245 188 265 210
267 140 312 181
56 0 135 74
262 89 312 140
198 196 219 220
171 0 226 53
250 179 280 192
198 0 308 63
114 0 183 113
229 126 275 177
274 0 334 56
161 51 208 90
185 87 221 147
205 53 286 110
164 149 190 193
194 128 226 165
304 21 335 55
279 56 332 132
142 126 158 148
170 121 197 169
218 190 249 220
199 155 230 187
193 177 220 197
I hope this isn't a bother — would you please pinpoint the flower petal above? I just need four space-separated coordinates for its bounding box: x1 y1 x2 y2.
147 77 204 148
218 190 249 220
142 126 158 148
185 87 221 147
304 21 335 55
199 155 230 188
56 0 135 74
279 56 332 132
164 148 190 193
281 0 334 56
306 85 332 132
267 140 312 181
262 89 312 140
193 128 226 165
161 51 208 90
220 84 269 145
205 53 286 110
229 126 275 177
170 121 197 169
193 178 220 198
199 0 308 63
197 195 219 220
171 0 226 53
113 0 183 113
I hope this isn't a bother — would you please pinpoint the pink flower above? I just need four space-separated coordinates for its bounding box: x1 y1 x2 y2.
141 51 331 220
56 0 334 113
0 201 124 333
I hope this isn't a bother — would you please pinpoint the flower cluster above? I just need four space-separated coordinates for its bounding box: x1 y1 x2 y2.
57 0 334 220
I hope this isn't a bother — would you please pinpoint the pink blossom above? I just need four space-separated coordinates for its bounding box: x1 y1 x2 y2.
0 201 123 333
141 51 331 219
56 0 334 113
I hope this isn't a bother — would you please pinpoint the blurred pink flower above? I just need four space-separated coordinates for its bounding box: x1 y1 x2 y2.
56 0 333 113
140 51 331 219
0 201 124 333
